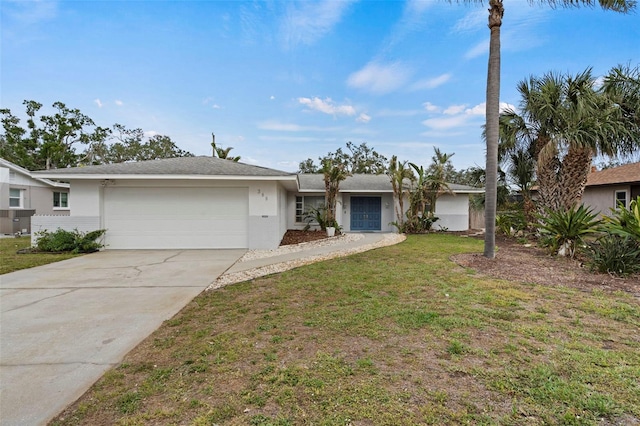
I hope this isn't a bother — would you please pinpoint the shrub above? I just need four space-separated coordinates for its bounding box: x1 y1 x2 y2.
536 204 600 258
392 212 439 234
496 210 527 236
586 234 640 277
304 206 328 231
36 228 106 253
601 195 640 242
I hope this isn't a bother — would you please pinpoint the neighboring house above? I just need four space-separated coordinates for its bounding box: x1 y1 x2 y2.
582 162 640 216
0 158 70 235
32 156 484 250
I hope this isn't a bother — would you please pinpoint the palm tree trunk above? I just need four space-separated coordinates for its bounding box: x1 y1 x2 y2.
536 137 562 212
483 0 503 259
558 146 592 209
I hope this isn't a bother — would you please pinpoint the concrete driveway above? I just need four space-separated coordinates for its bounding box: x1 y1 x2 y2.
0 249 245 426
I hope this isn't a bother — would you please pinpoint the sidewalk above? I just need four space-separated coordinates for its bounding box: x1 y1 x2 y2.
210 233 406 289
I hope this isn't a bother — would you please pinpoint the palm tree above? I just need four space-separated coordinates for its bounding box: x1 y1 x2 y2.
321 158 349 228
424 148 455 215
388 155 415 226
211 133 241 162
454 0 634 259
602 64 640 157
500 68 638 213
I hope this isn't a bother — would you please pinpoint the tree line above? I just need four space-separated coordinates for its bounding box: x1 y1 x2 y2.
0 100 194 170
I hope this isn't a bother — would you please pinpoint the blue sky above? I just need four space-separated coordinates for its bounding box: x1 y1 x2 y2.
2 0 638 172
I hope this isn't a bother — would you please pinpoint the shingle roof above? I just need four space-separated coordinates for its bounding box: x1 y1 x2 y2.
585 162 640 187
298 174 484 193
32 156 295 178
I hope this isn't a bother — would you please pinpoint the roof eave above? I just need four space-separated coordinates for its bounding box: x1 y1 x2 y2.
31 173 298 181
2 159 69 188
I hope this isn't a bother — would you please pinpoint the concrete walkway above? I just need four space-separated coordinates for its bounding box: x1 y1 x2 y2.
213 233 403 288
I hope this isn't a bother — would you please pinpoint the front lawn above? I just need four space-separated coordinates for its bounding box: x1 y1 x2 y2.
0 236 80 275
52 234 639 425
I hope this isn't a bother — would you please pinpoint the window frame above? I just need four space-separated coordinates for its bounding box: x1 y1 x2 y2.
9 188 22 208
295 195 326 223
53 191 69 209
615 190 628 209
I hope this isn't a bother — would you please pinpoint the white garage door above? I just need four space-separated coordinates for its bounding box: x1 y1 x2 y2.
103 187 249 249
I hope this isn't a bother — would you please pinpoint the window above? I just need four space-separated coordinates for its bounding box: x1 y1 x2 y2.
615 190 628 209
9 188 22 208
53 192 69 208
295 195 326 222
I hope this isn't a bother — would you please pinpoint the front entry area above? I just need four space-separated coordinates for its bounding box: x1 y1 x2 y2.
350 196 382 231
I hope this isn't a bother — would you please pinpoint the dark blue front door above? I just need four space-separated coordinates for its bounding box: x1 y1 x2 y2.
351 197 381 231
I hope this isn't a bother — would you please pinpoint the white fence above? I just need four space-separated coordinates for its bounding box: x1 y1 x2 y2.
31 215 101 246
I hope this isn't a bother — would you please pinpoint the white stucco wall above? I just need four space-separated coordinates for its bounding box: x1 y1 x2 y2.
247 181 285 249
68 180 101 216
433 194 469 231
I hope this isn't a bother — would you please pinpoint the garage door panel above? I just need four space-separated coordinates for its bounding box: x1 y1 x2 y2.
104 187 248 249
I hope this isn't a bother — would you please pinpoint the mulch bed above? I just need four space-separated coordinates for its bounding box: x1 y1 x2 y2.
452 235 640 299
280 230 329 246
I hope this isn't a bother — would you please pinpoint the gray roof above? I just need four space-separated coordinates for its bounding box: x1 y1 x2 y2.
32 156 295 178
298 174 484 193
298 174 393 192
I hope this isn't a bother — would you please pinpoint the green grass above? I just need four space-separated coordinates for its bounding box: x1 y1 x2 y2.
50 234 640 425
0 236 79 274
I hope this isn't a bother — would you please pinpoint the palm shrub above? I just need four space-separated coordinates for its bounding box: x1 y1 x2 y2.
496 210 527 236
585 234 640 277
392 212 439 234
536 204 601 258
601 196 640 242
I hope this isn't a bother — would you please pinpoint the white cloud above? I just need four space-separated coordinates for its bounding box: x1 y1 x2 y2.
144 130 160 138
465 102 517 116
115 100 124 106
94 99 103 108
465 38 489 59
594 75 605 90
347 61 413 95
422 101 516 130
465 103 485 116
444 104 467 115
280 0 355 49
270 95 275 100
258 120 342 132
298 97 356 116
452 9 486 34
212 104 221 109
422 115 473 130
411 73 452 91
423 102 440 113
356 113 371 123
